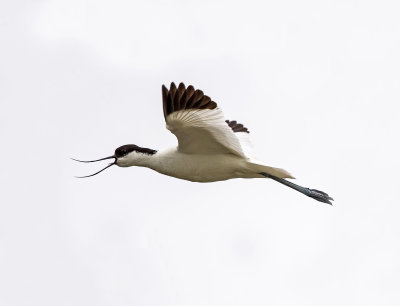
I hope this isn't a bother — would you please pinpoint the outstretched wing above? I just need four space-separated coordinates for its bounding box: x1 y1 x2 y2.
162 82 251 157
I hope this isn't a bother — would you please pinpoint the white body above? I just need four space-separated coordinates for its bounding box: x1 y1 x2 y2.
117 147 292 182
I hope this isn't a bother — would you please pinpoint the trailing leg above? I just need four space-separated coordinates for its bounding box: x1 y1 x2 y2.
260 172 333 205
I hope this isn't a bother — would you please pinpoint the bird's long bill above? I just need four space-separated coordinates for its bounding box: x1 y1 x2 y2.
71 155 116 178
71 156 115 163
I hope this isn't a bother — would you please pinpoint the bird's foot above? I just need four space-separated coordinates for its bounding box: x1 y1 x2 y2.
304 188 334 205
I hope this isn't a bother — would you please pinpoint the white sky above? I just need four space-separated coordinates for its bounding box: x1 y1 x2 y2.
1 0 400 305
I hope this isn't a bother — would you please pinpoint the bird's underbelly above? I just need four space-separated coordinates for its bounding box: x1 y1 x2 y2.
152 153 250 182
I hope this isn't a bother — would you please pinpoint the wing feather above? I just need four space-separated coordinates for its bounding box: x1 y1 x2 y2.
162 82 250 157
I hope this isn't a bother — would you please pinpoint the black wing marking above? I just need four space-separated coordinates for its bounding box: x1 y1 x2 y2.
162 82 250 134
225 120 250 133
162 82 217 119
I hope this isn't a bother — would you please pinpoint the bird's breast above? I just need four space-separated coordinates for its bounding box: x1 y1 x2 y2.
150 149 247 182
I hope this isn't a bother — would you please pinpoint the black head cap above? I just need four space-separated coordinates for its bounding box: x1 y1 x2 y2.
115 144 157 158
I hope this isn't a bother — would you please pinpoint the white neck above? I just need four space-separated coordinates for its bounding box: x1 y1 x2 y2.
117 151 159 169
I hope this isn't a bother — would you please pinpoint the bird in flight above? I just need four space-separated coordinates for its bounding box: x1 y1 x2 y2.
73 82 333 204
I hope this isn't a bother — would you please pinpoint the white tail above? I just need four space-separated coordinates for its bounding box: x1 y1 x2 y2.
247 159 295 179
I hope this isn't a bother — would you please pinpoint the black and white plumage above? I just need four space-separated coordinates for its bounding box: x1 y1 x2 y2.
74 82 333 204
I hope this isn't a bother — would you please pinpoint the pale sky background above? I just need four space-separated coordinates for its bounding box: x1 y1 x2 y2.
1 0 400 305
